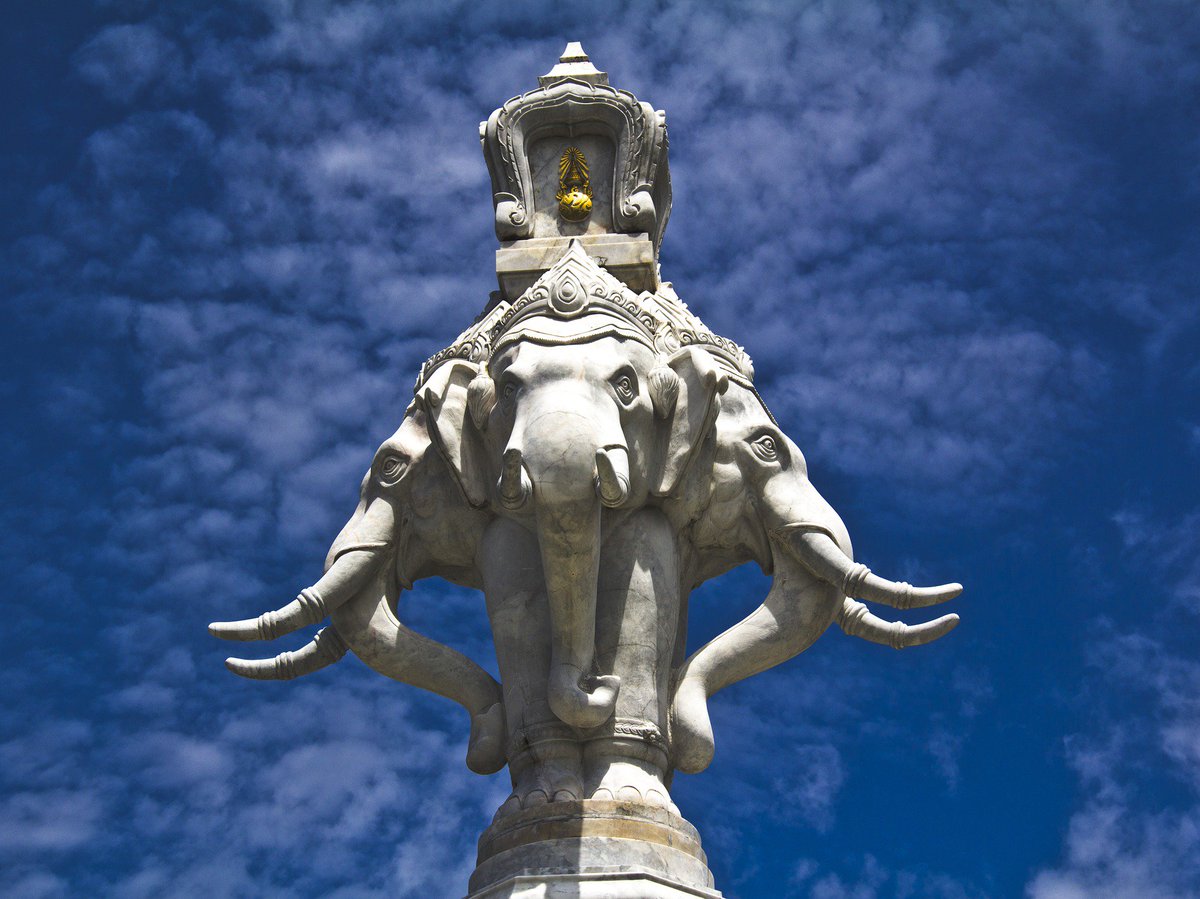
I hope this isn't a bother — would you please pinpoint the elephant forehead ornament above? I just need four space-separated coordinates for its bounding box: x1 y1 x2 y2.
209 44 963 895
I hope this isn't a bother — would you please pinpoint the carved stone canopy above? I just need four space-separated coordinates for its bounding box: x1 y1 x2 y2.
482 44 671 299
415 240 755 394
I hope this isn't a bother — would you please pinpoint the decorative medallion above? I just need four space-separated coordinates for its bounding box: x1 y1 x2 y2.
556 146 593 222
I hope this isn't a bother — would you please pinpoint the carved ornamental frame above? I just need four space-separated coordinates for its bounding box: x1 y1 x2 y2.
480 78 671 251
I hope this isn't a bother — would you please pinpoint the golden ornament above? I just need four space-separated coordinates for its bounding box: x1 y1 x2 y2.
556 146 593 222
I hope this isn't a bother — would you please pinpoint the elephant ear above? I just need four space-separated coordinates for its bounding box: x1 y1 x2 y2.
421 360 490 509
651 346 728 497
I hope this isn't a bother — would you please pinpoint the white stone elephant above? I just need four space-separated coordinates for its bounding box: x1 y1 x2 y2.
419 333 726 810
666 378 962 773
208 365 507 775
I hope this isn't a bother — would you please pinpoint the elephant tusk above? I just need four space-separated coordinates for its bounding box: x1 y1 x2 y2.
209 588 328 642
838 597 959 649
498 447 532 510
223 626 350 680
777 526 963 609
594 446 631 508
208 546 388 642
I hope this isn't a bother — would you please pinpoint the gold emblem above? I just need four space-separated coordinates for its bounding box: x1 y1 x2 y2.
556 146 593 222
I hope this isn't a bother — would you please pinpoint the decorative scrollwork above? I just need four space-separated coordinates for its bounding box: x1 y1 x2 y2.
480 57 670 249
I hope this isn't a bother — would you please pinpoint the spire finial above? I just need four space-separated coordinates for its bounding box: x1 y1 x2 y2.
539 41 609 87
560 42 588 62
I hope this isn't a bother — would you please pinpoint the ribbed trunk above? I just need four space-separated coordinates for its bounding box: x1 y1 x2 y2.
518 401 621 729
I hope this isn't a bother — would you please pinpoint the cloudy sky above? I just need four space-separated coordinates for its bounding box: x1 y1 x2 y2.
3 1 1198 896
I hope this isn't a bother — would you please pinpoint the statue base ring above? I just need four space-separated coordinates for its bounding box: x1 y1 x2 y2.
467 799 722 898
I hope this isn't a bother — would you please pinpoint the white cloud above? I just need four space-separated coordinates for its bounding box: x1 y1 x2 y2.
73 23 186 105
792 852 984 899
1027 627 1200 898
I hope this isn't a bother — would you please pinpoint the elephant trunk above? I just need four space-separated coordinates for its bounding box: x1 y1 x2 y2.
330 579 506 774
671 526 843 774
538 498 619 728
520 406 621 729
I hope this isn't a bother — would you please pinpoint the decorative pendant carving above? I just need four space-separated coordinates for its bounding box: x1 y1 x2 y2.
556 146 593 222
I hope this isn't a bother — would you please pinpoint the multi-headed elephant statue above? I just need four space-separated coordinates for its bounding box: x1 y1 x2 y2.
665 378 962 773
208 366 506 775
210 242 963 820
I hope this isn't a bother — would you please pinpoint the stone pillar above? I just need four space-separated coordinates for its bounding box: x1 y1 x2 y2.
467 800 721 898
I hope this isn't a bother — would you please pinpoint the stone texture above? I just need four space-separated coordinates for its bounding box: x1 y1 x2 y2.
209 42 967 897
468 872 722 898
468 800 719 898
496 232 657 299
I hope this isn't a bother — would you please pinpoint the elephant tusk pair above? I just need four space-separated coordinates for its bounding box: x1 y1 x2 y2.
207 544 387 644
222 625 350 680
497 446 630 510
776 525 963 615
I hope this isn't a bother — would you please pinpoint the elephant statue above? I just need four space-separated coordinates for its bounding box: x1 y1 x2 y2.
208 366 507 775
665 378 962 773
209 240 963 820
207 43 975 890
419 333 726 811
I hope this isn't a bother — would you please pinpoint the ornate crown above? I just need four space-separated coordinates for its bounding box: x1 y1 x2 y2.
416 242 754 391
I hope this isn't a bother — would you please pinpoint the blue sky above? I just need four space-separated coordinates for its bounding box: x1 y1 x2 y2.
3 2 1198 896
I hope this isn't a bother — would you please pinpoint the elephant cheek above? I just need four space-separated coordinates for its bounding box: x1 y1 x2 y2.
328 496 399 566
759 473 852 560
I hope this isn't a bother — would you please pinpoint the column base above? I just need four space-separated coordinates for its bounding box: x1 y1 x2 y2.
467 799 720 898
467 870 723 898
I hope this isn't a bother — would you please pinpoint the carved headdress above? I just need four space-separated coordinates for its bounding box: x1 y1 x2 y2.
416 241 755 391
416 44 754 392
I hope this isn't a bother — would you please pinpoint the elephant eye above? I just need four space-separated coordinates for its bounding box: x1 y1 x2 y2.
613 372 638 405
500 375 521 401
379 455 409 485
750 434 779 462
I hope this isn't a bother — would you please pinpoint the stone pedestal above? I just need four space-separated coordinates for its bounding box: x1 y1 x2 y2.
466 800 722 898
495 232 659 300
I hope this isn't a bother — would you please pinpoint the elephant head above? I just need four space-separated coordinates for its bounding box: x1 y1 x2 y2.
209 368 506 774
667 381 963 773
422 340 726 730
